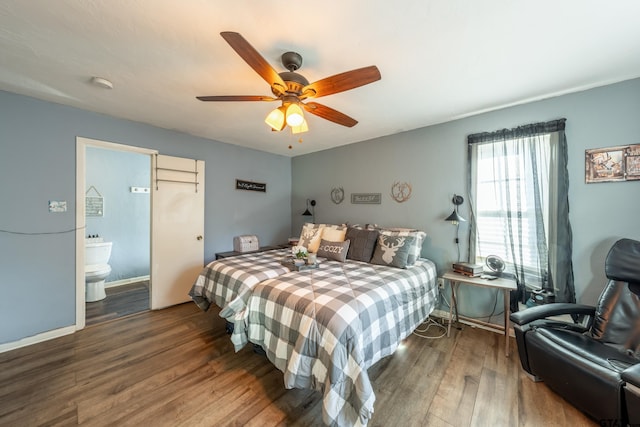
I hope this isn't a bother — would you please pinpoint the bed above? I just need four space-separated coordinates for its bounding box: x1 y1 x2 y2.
189 248 291 348
189 225 438 426
244 258 438 426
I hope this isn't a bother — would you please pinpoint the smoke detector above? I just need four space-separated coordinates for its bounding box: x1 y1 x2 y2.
90 76 113 89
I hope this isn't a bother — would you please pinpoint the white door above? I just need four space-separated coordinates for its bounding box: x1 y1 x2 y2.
151 154 205 309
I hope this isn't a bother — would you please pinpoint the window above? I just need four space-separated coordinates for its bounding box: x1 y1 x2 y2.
467 119 575 306
472 134 550 288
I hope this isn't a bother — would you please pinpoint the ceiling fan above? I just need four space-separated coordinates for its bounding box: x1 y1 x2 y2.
197 32 381 134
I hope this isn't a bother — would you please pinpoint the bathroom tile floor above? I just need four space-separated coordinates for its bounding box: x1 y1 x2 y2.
85 280 149 326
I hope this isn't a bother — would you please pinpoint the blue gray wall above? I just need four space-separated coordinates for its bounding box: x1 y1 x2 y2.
0 90 291 344
292 78 640 317
86 147 150 282
2 78 639 344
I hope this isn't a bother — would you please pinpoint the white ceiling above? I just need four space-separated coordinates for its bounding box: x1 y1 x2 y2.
1 1 639 157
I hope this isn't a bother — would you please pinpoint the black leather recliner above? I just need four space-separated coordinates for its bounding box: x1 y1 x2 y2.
510 238 640 426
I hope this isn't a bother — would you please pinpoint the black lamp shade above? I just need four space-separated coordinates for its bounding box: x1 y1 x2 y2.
445 209 466 223
445 194 466 223
302 199 316 218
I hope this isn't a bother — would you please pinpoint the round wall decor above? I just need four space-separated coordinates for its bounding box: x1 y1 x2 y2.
331 187 345 204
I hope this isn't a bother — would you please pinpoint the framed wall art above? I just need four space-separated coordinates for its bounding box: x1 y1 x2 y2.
585 146 625 183
351 193 381 204
626 144 640 181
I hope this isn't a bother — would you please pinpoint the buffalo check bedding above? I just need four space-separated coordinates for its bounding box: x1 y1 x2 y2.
188 248 291 346
247 258 437 426
189 252 438 427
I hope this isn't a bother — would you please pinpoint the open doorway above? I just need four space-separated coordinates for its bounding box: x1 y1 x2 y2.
75 137 157 329
76 137 205 330
84 145 151 325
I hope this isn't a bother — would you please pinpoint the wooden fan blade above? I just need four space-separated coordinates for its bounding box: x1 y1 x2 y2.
220 32 286 94
303 102 358 127
302 66 381 99
196 95 276 102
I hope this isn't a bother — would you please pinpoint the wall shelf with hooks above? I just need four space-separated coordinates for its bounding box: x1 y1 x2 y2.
154 156 200 192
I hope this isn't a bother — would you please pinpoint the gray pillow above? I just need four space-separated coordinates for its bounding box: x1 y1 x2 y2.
370 234 416 268
317 239 350 262
379 229 426 266
346 227 379 262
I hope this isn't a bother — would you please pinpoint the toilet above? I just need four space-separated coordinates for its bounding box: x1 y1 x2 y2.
85 239 112 302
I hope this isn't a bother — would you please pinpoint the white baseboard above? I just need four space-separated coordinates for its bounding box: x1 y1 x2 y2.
0 325 76 354
105 275 150 289
1 275 150 354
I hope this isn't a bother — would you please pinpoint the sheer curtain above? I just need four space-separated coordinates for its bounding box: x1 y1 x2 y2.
467 119 574 311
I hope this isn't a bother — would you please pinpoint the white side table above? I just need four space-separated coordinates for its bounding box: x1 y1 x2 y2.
442 271 517 357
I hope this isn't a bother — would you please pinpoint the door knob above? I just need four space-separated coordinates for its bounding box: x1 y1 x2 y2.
196 235 203 241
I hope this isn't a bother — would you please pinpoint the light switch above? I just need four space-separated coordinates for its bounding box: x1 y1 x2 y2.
49 200 67 213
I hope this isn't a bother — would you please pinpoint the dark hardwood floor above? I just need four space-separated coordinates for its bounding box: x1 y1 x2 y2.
85 281 149 326
0 303 596 426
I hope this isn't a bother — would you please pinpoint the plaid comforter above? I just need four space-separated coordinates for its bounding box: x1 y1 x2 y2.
245 258 438 427
188 249 291 347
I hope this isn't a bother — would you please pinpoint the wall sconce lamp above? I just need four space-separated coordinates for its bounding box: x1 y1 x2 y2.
302 199 316 223
444 194 466 225
444 194 466 262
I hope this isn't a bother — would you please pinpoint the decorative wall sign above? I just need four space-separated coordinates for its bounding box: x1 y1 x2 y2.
236 179 266 192
85 185 104 217
585 144 640 183
351 193 381 204
330 187 345 204
390 181 412 203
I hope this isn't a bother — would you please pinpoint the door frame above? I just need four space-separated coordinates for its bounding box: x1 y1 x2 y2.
75 137 157 331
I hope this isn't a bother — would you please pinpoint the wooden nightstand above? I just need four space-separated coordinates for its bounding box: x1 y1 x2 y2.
215 245 288 260
442 270 517 357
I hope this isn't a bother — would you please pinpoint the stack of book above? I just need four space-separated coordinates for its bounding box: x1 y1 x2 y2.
452 262 483 277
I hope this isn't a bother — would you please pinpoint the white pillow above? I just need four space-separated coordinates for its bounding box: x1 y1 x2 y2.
321 227 347 242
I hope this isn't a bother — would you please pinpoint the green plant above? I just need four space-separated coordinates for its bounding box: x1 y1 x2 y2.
291 245 308 259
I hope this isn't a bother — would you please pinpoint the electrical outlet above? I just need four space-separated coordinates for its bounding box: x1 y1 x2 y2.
437 278 445 289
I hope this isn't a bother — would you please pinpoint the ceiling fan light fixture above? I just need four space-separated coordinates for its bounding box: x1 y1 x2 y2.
285 103 304 127
198 33 381 136
265 106 286 131
291 119 308 134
